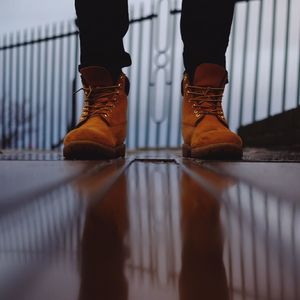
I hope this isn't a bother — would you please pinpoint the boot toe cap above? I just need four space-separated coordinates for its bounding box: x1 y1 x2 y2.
191 128 243 149
64 126 116 148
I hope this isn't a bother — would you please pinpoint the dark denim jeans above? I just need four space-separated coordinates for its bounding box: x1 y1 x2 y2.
75 0 235 77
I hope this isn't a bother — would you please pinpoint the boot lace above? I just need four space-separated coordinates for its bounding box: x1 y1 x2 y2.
187 86 225 119
75 85 120 121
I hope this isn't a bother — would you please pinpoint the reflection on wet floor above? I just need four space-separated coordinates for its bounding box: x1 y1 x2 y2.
0 153 299 300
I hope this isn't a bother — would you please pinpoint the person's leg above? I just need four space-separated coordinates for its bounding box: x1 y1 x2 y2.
63 0 130 160
180 0 243 159
75 0 131 77
181 0 235 78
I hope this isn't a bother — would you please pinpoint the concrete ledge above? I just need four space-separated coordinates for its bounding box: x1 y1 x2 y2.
238 107 300 147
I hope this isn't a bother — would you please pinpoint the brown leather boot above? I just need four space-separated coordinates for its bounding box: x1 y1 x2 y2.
63 67 128 160
182 64 243 159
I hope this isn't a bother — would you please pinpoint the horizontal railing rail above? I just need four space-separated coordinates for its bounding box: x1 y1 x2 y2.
0 31 79 51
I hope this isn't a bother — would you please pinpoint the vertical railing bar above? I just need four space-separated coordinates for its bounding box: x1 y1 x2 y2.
1 35 7 149
145 3 155 148
71 29 79 130
65 21 72 136
267 0 278 117
155 118 161 148
166 0 178 148
282 0 291 112
0 37 2 149
134 4 144 149
175 0 183 147
58 22 64 147
8 33 14 148
35 27 42 149
126 8 133 84
15 31 21 149
50 24 57 148
297 15 300 105
43 25 49 149
177 58 184 146
252 0 264 122
239 1 251 127
28 28 35 149
226 10 238 126
154 1 161 149
126 5 134 148
21 30 28 149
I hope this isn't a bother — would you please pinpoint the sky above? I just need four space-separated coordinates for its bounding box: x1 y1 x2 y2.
0 0 145 34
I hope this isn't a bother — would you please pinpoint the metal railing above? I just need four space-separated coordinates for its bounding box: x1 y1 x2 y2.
0 0 299 150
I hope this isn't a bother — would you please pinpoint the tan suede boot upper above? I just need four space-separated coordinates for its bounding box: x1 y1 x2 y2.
63 67 128 159
182 64 243 159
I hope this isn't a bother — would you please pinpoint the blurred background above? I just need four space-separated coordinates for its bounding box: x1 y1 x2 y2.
0 0 300 150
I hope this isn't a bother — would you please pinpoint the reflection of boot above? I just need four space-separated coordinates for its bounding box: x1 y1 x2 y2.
182 63 243 159
79 175 128 300
179 172 229 300
64 67 129 159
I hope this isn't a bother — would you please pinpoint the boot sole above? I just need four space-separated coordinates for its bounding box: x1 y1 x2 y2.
63 141 126 160
182 143 243 160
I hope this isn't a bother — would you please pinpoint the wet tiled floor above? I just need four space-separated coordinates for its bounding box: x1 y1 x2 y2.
0 150 299 300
